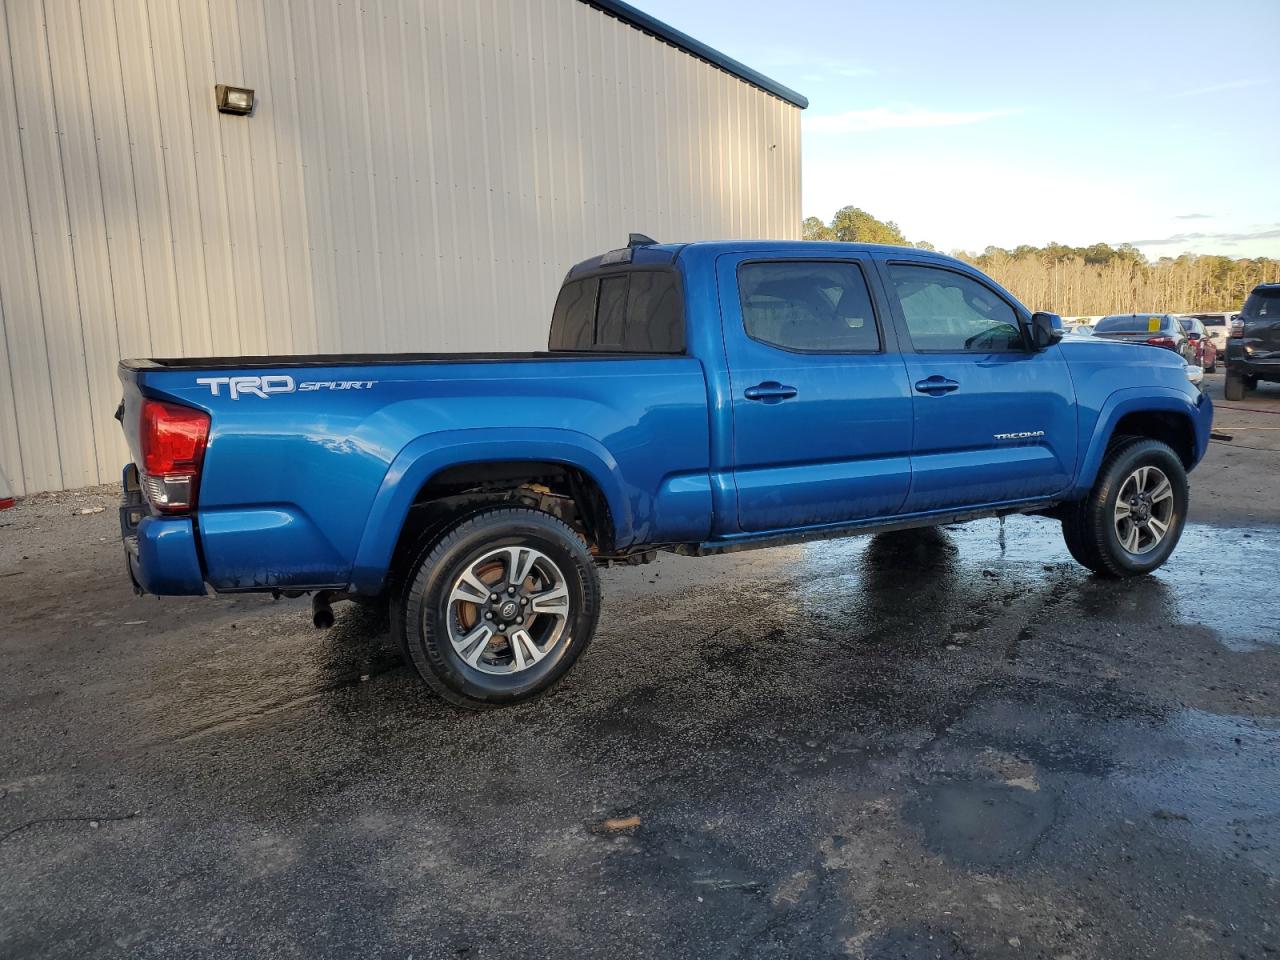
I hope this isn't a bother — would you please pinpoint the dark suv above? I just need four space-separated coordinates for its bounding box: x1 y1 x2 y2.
1225 283 1280 400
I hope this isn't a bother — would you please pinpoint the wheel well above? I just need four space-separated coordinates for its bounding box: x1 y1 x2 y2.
389 460 615 577
1109 411 1195 467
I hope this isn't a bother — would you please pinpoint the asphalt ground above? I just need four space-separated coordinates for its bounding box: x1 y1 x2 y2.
1 372 1277 959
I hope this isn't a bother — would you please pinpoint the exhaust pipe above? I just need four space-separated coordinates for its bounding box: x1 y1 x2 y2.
312 590 336 629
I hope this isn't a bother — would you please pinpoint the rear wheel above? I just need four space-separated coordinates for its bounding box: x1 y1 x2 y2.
1061 437 1188 578
1224 370 1247 401
394 506 600 708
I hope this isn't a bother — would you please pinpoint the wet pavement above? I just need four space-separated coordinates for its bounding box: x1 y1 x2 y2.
2 374 1279 959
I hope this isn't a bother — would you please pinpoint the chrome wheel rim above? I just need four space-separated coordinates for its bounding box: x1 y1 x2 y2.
1113 465 1175 555
445 546 570 675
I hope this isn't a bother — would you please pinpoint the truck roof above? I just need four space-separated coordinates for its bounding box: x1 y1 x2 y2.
565 239 958 280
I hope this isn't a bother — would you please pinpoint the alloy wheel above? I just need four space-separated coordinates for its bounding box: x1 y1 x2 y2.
1113 465 1175 555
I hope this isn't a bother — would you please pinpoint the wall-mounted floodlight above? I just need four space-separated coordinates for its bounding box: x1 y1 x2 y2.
215 84 254 115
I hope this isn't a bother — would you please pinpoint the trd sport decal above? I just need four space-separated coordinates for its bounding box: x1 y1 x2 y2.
196 375 376 399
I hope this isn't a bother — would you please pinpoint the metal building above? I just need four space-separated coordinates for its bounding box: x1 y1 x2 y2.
0 0 804 496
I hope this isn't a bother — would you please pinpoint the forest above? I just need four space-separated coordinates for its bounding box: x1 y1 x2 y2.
801 207 1280 315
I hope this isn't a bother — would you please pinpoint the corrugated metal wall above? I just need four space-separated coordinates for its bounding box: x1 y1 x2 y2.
0 0 801 496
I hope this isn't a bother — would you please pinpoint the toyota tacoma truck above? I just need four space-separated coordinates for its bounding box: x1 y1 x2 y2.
117 238 1213 707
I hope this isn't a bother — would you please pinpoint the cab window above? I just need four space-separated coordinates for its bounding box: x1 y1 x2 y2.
737 261 881 353
888 263 1024 353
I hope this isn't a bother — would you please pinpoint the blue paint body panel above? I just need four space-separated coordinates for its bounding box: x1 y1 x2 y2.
127 516 205 595
116 241 1212 597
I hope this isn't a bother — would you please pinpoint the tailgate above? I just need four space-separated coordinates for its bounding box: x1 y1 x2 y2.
1243 318 1280 360
114 364 148 467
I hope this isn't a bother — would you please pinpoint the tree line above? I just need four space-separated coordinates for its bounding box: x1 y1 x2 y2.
802 207 1280 314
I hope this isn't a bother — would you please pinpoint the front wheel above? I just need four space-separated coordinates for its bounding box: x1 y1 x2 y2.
1061 437 1188 578
395 506 600 708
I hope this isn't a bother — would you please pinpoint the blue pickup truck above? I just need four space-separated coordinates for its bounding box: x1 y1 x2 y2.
117 238 1212 706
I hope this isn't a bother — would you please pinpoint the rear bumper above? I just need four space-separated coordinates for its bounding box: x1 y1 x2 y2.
1226 342 1280 380
1226 359 1280 381
121 465 206 596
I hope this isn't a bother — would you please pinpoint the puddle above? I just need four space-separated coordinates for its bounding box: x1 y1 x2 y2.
1113 708 1280 877
903 779 1057 869
801 517 1280 653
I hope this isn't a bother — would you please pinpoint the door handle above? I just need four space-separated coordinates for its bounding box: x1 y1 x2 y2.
744 381 798 403
914 375 960 396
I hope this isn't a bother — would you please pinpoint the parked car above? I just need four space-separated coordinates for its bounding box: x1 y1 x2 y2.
1186 312 1232 356
116 238 1213 706
1092 314 1195 365
1065 322 1094 336
1177 316 1218 372
0 466 14 510
1225 283 1280 400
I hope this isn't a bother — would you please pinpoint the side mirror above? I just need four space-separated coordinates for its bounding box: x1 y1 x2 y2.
1030 311 1065 350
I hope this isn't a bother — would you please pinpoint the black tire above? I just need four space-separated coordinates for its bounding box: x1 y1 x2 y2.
1060 437 1188 578
394 506 600 708
1224 370 1246 401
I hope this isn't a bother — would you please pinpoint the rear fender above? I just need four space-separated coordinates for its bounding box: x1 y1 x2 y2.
1070 387 1210 498
349 428 630 594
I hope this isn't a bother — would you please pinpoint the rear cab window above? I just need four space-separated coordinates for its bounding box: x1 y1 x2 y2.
549 269 684 353
1095 314 1175 334
1242 288 1280 319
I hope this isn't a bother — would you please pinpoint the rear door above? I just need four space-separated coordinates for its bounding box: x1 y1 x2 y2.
716 252 914 532
877 257 1077 513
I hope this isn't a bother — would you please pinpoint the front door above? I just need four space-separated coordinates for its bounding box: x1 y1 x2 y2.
877 258 1077 513
718 253 915 533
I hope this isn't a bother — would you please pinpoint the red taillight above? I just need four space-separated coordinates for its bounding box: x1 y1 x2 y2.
139 400 209 513
1145 336 1176 349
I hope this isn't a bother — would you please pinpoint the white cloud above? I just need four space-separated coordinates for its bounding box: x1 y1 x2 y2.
1127 228 1280 247
759 52 875 79
830 65 876 78
1172 78 1267 98
803 106 1018 134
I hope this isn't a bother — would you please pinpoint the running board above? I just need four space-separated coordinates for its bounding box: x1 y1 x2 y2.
672 500 1060 557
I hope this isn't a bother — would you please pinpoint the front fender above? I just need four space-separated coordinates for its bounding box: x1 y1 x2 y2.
348 428 631 594
1070 386 1212 498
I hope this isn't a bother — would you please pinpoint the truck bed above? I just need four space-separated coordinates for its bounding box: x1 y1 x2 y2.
117 350 715 593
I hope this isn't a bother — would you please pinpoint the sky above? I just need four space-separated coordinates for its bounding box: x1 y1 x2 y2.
630 0 1280 259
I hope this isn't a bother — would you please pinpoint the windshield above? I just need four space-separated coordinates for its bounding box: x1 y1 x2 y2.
1095 314 1168 333
1242 288 1280 319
